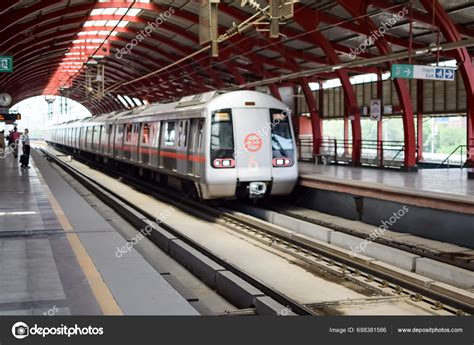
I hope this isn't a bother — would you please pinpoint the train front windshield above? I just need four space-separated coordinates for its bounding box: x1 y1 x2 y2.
270 109 294 161
211 109 235 164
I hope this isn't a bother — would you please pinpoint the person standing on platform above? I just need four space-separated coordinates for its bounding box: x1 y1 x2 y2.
20 129 30 168
0 130 5 153
10 127 21 158
7 130 13 147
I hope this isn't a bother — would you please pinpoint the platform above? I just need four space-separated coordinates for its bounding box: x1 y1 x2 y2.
296 163 474 249
0 151 199 316
298 163 474 214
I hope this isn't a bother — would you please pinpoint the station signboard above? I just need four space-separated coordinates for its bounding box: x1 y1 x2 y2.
391 64 456 81
0 113 21 122
370 99 382 121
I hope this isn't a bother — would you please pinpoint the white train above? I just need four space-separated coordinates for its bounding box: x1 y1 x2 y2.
46 90 298 199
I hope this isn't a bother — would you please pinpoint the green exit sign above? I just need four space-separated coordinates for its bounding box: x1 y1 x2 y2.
0 56 13 73
391 64 414 79
392 63 456 81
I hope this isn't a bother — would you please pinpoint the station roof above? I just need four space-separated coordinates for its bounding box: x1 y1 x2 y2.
1 0 473 115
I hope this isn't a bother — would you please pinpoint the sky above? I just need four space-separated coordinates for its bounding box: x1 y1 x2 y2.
5 96 91 138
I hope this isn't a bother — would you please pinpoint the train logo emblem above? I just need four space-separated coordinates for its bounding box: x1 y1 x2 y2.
244 133 262 152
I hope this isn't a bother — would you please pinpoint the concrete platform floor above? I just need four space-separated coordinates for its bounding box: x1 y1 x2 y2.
0 150 199 315
299 163 474 201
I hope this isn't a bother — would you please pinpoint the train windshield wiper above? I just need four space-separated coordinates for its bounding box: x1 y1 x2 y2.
271 134 287 157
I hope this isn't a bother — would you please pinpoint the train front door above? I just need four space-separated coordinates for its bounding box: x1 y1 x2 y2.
232 108 272 182
188 119 204 177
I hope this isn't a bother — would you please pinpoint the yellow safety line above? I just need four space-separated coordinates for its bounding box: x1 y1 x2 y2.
33 158 123 315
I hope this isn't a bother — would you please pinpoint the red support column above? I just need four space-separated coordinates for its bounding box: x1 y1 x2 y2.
417 79 424 161
300 79 322 156
469 116 474 161
337 0 417 171
344 103 349 155
292 85 300 140
419 0 474 166
294 7 361 165
377 70 383 164
318 81 324 139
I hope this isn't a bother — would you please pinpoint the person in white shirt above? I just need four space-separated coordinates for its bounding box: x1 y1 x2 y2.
20 128 30 168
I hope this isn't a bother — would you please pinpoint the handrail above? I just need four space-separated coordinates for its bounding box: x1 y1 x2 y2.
389 145 405 162
297 138 407 168
435 145 468 169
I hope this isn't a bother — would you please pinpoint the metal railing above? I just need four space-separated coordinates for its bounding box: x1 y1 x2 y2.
435 145 472 169
297 137 315 161
297 138 406 168
359 140 405 168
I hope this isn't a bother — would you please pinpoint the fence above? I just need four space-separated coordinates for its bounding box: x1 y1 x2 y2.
297 138 406 168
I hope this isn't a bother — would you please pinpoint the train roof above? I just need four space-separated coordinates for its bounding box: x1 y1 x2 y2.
52 90 287 127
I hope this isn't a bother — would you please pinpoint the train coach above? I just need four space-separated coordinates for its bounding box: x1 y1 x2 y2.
46 90 298 200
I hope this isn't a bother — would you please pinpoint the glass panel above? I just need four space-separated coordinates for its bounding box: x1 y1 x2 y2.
210 109 234 161
164 122 176 146
270 109 294 160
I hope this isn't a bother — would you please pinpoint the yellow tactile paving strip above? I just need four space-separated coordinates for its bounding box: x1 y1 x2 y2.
33 158 123 315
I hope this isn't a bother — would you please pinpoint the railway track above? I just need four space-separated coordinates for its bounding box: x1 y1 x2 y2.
41 147 316 316
41 147 473 315
268 202 474 271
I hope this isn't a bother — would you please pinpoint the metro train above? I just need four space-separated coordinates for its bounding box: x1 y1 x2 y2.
46 90 298 200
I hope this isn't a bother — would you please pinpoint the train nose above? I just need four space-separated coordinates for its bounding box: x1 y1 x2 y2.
248 182 267 199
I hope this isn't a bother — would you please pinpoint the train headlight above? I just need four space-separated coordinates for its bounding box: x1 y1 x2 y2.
213 158 235 169
272 158 292 167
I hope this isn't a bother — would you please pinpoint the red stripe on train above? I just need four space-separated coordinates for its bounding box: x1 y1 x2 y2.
70 142 207 163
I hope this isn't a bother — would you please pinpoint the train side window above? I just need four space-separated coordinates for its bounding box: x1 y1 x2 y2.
183 121 188 147
152 122 160 148
178 120 188 147
197 119 204 149
133 123 140 144
100 125 109 153
106 125 113 154
125 123 133 143
85 127 90 149
164 121 176 146
90 127 95 149
92 126 100 150
177 121 183 147
86 127 91 149
91 126 95 148
89 127 93 149
98 126 103 151
114 125 124 157
141 123 150 144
